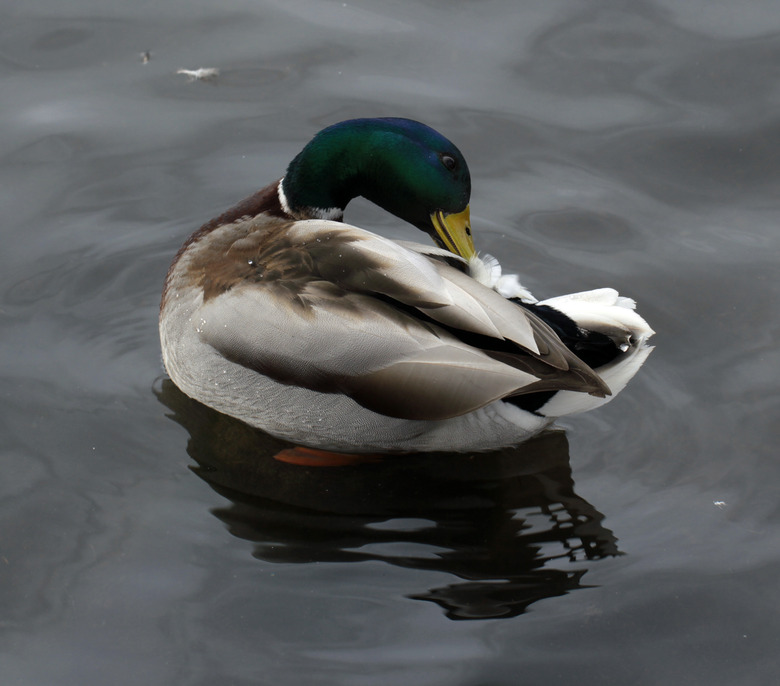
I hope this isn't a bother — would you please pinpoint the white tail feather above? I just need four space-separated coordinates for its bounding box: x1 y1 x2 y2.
538 342 653 417
471 261 655 420
535 288 655 417
539 288 655 344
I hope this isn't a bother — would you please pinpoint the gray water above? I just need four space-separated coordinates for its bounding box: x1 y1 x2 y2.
2 1 779 684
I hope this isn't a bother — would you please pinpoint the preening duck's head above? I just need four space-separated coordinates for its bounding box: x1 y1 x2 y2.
281 118 475 258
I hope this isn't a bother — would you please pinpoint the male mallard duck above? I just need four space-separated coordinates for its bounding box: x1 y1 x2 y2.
160 118 653 453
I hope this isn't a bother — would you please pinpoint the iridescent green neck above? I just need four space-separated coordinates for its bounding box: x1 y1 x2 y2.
280 118 471 232
280 121 367 217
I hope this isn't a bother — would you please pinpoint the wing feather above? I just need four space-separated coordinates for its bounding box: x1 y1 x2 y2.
194 219 609 421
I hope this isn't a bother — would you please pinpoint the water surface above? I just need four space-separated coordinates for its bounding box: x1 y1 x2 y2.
2 1 779 684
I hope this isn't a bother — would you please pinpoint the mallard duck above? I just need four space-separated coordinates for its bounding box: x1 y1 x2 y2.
160 118 653 453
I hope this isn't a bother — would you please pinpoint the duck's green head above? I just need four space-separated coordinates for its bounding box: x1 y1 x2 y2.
281 118 475 259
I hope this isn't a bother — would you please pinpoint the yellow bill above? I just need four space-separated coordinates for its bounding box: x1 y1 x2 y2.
431 206 475 259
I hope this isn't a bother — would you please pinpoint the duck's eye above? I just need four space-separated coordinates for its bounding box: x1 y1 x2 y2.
441 154 457 171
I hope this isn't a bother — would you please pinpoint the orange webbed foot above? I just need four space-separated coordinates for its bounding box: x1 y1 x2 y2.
273 446 384 467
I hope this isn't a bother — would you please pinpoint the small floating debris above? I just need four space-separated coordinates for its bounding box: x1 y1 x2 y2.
177 67 220 82
713 500 727 509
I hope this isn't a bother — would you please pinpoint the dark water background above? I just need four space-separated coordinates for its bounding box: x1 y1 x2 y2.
2 1 779 684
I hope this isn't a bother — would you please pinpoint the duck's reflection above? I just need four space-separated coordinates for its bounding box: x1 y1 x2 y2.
157 379 619 620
